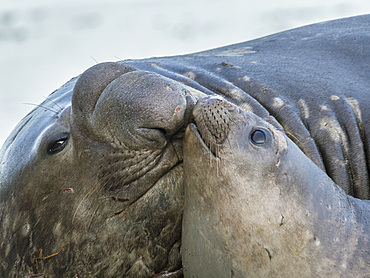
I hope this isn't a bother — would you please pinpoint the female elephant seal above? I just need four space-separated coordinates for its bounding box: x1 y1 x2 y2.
183 97 370 278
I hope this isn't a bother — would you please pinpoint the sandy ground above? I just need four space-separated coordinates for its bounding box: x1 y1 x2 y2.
0 0 369 147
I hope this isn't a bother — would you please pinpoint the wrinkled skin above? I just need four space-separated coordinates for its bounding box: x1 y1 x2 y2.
0 65 196 277
0 15 369 277
124 14 370 199
183 97 370 277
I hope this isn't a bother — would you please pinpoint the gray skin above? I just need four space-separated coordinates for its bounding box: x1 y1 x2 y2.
0 15 369 277
183 97 370 278
0 65 195 277
124 14 370 199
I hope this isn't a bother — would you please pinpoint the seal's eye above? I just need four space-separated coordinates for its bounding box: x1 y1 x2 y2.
47 134 69 154
250 129 266 145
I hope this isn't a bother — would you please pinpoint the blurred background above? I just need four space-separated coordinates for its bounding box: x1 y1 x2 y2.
0 0 369 146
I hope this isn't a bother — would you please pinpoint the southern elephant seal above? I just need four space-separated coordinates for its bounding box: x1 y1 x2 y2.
122 14 370 199
182 97 370 277
0 15 369 277
0 64 195 277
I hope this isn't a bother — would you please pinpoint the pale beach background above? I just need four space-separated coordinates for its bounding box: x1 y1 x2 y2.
1 0 369 146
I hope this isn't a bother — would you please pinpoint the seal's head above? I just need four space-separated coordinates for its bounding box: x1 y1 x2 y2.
186 96 287 183
0 62 200 277
182 97 333 277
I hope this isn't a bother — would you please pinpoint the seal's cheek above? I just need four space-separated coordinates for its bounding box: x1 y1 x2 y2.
221 125 279 175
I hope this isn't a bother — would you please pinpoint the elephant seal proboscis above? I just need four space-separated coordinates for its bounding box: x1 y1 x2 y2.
0 15 369 277
0 66 196 277
182 96 370 277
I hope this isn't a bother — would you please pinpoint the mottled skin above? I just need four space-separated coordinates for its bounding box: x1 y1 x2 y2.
124 14 370 199
0 15 369 277
0 67 192 277
183 97 370 277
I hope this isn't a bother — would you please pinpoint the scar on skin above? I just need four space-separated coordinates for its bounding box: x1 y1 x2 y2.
280 215 285 226
221 62 241 69
112 196 129 202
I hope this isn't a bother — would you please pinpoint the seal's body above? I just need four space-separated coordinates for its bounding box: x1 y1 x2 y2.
183 97 370 277
125 15 370 198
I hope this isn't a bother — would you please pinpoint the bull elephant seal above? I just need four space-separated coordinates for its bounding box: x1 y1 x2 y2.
182 97 370 277
0 64 196 277
0 15 369 277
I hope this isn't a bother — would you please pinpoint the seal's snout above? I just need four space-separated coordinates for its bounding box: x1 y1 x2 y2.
72 63 196 150
191 96 236 151
114 74 197 150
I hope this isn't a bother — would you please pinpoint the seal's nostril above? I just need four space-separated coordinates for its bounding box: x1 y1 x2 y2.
156 128 167 137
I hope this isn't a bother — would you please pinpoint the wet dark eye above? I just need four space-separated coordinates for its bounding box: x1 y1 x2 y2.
47 134 69 154
250 129 266 145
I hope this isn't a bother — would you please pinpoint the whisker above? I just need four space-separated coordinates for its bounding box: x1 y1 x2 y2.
23 103 59 114
216 149 220 177
43 96 63 110
32 115 56 121
18 115 55 124
209 140 213 167
72 184 99 224
88 205 100 229
114 56 123 61
90 56 99 64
